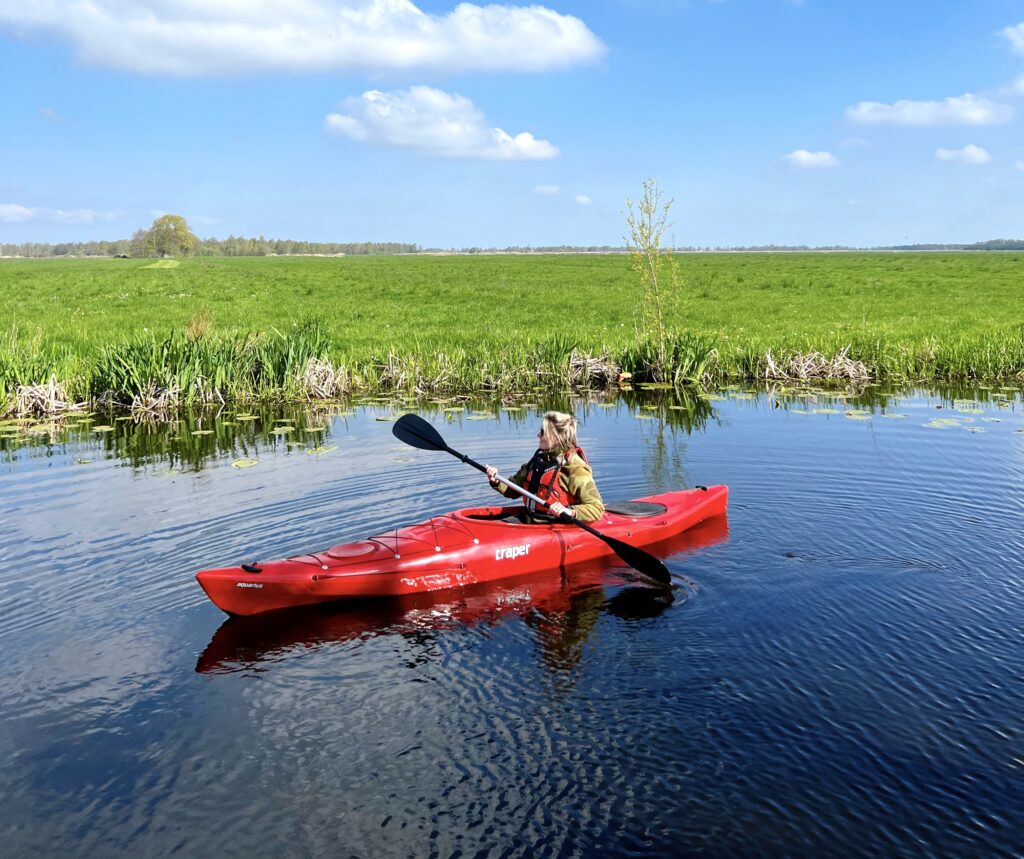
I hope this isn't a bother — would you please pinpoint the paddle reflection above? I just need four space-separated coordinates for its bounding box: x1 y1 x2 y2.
196 514 728 675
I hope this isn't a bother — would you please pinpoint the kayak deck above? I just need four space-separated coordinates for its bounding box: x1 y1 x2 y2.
195 485 728 616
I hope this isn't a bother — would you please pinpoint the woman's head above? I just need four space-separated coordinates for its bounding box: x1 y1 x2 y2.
538 410 578 453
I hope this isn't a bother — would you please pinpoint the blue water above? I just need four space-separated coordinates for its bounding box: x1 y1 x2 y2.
2 387 1023 857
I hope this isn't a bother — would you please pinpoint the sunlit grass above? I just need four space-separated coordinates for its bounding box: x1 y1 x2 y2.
1 252 1023 409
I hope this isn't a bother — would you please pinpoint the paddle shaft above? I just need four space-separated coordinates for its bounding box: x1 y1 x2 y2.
445 444 587 522
443 443 662 563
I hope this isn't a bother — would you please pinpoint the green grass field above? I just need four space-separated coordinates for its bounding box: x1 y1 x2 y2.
2 252 1023 405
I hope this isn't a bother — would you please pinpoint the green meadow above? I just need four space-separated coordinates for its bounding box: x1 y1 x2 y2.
2 252 1022 408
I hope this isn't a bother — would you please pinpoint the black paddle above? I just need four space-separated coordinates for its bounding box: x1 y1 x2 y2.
392 414 671 585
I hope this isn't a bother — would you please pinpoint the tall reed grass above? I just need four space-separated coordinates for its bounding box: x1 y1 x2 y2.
4 326 1024 416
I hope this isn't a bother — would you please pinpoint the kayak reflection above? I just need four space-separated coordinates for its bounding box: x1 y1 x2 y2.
196 515 728 675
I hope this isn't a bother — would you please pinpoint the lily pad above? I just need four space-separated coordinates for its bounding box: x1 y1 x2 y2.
812 409 842 415
191 429 214 436
306 445 338 455
272 426 295 433
231 459 259 468
92 425 114 432
924 419 962 428
879 413 908 419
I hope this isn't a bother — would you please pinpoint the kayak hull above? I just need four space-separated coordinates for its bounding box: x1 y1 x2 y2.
195 485 728 616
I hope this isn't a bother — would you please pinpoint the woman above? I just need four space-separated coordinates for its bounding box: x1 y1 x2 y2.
485 410 605 522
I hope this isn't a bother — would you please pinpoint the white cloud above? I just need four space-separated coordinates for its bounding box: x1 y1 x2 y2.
846 93 1013 126
0 204 117 224
1002 22 1024 56
0 204 35 222
782 149 839 168
533 185 561 195
0 0 604 76
935 144 991 165
38 106 66 123
325 86 559 160
574 195 592 205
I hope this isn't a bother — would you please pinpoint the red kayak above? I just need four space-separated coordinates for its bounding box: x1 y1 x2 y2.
195 485 728 616
196 515 730 673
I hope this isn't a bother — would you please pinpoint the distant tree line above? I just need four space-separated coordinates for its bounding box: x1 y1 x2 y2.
879 239 1024 251
3 213 1024 260
0 236 422 258
442 245 622 254
1 214 422 258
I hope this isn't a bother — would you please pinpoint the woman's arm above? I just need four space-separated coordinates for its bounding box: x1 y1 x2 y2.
562 463 605 521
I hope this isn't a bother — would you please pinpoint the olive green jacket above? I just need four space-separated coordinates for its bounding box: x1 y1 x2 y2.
492 449 605 522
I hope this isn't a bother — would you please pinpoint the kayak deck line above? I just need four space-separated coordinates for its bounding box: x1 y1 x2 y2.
195 486 728 616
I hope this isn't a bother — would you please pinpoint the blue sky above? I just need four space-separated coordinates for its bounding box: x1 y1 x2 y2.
2 0 1023 247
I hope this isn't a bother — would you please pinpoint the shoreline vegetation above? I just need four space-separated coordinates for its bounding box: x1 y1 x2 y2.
2 253 1022 417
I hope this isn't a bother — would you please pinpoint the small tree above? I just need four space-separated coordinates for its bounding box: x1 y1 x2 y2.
624 179 682 374
128 228 151 258
148 214 198 257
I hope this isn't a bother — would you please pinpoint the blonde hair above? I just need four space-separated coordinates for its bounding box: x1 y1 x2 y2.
541 410 578 453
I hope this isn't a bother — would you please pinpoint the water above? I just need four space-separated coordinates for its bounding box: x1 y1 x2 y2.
2 387 1023 858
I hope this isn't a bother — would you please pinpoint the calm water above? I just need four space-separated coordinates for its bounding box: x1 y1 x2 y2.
2 387 1023 858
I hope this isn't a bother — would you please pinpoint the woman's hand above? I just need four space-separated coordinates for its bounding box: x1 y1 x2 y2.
485 465 499 486
548 501 574 518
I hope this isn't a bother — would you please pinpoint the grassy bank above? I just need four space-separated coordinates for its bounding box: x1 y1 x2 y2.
2 253 1022 410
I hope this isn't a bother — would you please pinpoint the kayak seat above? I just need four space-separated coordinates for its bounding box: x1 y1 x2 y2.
605 500 668 517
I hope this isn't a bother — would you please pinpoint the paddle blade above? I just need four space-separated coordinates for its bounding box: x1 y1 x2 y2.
601 534 672 585
392 414 447 452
